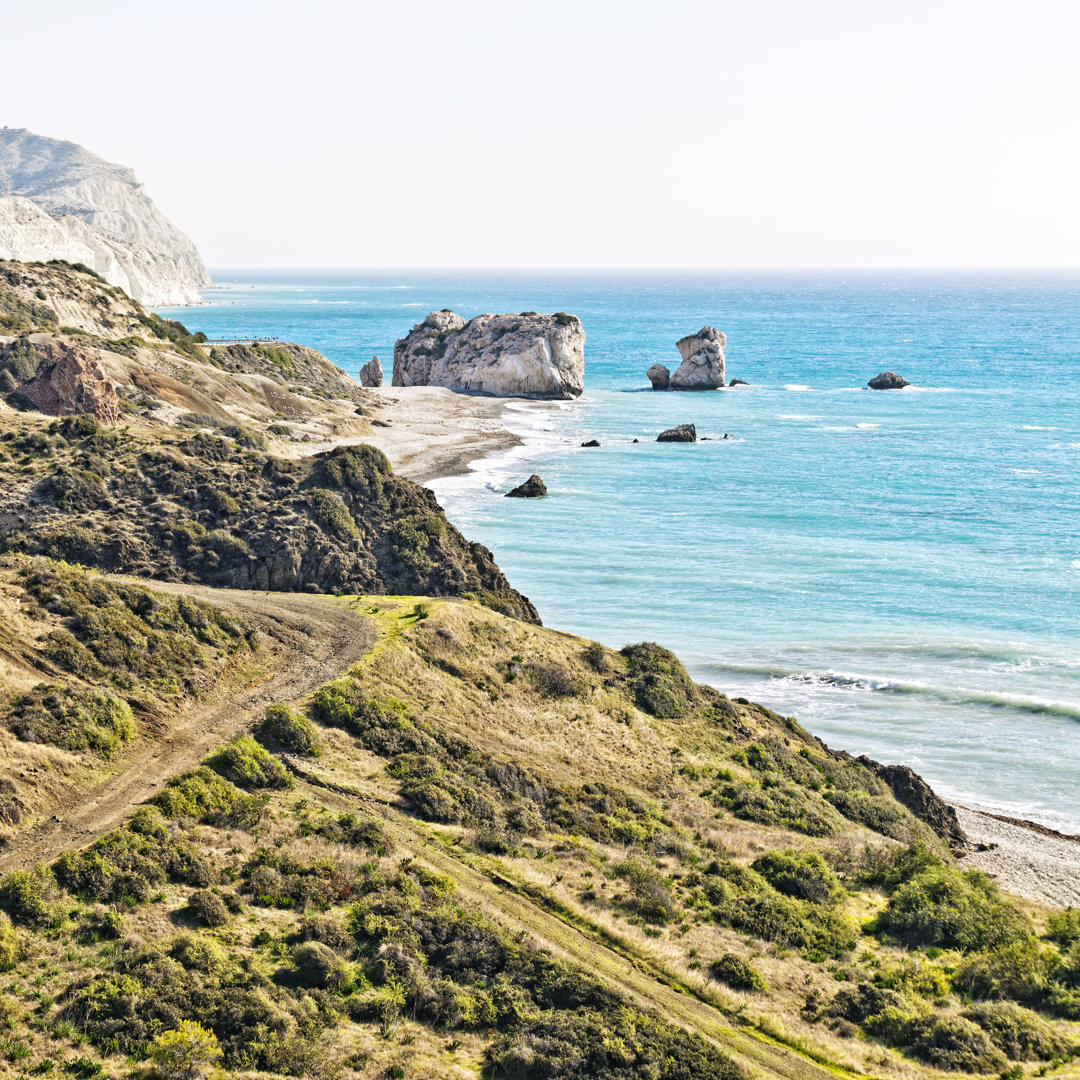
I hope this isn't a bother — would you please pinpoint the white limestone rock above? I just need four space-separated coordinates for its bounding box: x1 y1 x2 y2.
359 355 383 387
0 128 210 306
393 310 585 399
671 326 726 390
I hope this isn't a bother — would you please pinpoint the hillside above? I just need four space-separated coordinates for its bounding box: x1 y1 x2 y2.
0 129 209 306
0 572 1076 1080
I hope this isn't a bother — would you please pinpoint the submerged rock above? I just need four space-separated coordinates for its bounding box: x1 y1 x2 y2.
359 355 383 387
657 423 697 443
393 310 585 399
868 371 909 390
671 326 725 390
647 363 670 390
506 474 548 498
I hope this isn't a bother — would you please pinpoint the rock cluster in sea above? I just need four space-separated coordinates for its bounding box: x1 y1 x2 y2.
868 370 909 389
0 128 210 306
359 355 383 387
393 310 585 399
657 423 697 443
646 327 727 390
505 474 548 498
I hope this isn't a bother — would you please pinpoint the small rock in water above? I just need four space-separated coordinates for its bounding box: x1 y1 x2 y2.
631 438 640 443
868 371 909 390
728 378 748 387
581 439 600 447
359 355 383 387
647 363 670 390
656 423 697 443
506 474 548 498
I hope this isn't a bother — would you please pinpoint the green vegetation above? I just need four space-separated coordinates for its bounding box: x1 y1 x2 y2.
6 684 134 758
710 952 767 991
260 703 321 756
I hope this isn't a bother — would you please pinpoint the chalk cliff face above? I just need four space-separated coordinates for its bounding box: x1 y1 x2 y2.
0 128 210 306
393 310 585 398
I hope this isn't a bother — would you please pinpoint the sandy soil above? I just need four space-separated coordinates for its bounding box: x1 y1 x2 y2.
300 386 525 484
954 804 1080 908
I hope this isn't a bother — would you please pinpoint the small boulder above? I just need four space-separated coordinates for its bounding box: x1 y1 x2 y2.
359 355 383 387
868 371 909 390
647 363 670 390
580 439 600 447
728 378 749 387
657 423 697 443
506 474 548 498
671 326 725 390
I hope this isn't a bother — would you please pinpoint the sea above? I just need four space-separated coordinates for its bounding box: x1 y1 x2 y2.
157 269 1080 832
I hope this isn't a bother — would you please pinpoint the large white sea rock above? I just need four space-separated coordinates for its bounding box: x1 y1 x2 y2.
0 128 210 306
393 310 585 398
670 325 726 390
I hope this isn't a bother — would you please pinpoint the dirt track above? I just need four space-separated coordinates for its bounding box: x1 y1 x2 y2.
0 583 375 873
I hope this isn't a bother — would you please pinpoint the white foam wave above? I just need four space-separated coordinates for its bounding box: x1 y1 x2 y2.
855 423 879 429
784 384 811 391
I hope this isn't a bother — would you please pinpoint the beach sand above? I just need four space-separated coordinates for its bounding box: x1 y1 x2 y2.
955 805 1080 909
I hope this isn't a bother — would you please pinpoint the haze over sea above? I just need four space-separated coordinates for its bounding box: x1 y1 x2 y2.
160 270 1080 831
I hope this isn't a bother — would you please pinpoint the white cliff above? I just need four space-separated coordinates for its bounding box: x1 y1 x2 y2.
670 326 726 390
0 128 210 306
393 310 585 399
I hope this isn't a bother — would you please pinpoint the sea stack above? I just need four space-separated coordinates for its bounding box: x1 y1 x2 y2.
868 371 909 389
647 363 670 390
671 327 726 390
657 423 697 443
359 356 383 387
393 310 585 399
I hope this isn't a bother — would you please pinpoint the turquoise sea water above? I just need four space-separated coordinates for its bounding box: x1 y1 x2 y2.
159 270 1080 831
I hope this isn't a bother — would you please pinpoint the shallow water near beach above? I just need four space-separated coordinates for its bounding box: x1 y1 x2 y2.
160 270 1080 830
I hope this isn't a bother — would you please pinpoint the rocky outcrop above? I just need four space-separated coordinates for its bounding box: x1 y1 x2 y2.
647 363 670 390
393 310 585 399
657 423 697 443
505 474 547 498
868 371 909 390
0 128 210 306
581 439 600 448
14 340 119 424
858 757 967 852
671 327 725 390
359 356 383 387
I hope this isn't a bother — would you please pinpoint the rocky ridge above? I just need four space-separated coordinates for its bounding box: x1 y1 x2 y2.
393 309 585 398
0 128 209 306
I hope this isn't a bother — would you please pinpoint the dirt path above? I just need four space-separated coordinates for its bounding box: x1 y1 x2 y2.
0 584 375 873
286 763 853 1080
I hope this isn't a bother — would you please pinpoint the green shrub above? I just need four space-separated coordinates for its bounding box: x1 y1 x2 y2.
0 865 56 927
709 953 766 992
963 1001 1066 1061
612 856 679 924
581 641 609 673
905 1015 1007 1073
208 734 291 790
306 487 358 540
1046 908 1080 948
292 940 348 988
953 939 1058 1002
188 890 230 928
709 780 837 837
153 766 265 827
875 865 1032 952
872 956 952 999
620 641 694 718
147 1019 223 1080
0 920 20 970
751 849 843 905
526 660 585 698
260 704 321 756
6 684 135 758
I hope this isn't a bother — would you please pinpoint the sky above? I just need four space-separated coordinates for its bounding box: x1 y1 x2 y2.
4 0 1079 268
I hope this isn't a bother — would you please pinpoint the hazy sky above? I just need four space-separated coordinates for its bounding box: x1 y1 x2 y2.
5 0 1079 267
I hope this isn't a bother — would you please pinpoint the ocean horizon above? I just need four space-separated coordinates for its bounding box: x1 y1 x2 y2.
159 268 1080 832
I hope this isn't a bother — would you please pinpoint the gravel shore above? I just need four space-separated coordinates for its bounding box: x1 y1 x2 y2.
954 804 1080 908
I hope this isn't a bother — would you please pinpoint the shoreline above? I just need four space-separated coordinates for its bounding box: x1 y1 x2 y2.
314 385 1080 909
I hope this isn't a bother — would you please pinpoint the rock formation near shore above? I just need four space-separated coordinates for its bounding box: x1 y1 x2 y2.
0 128 210 306
393 310 585 399
647 363 670 390
671 326 726 390
657 423 697 443
359 355 383 387
868 370 909 389
506 474 548 497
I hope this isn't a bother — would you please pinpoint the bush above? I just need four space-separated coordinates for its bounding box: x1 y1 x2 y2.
260 704 320 756
905 1015 1007 1073
292 940 348 988
0 865 56 927
188 890 230 928
153 766 265 828
0 920 19 970
953 939 1058 1002
963 1002 1067 1061
620 642 694 718
526 661 585 698
612 857 679 924
147 1019 223 1080
710 953 766 992
1046 908 1080 948
6 684 135 759
581 641 609 673
208 735 291 790
751 849 843 905
875 865 1031 952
